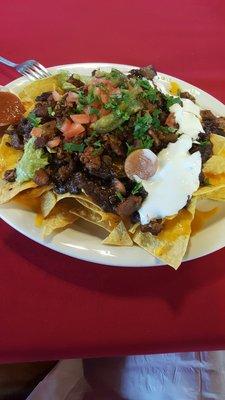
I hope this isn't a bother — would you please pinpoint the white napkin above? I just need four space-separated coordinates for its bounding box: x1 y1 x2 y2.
27 352 225 400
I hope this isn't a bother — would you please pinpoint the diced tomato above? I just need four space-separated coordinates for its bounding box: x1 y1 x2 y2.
47 137 61 148
66 91 78 104
52 90 62 102
31 127 42 137
63 122 85 140
100 92 109 104
111 87 120 94
60 118 72 133
99 108 110 117
70 114 90 124
165 113 176 127
94 87 101 97
90 114 98 123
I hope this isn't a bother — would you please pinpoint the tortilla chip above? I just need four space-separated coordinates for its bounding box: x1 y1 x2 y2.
191 207 218 236
193 184 225 198
0 179 37 204
35 213 44 227
205 186 225 201
0 134 22 178
210 133 225 157
73 195 102 213
129 222 140 234
42 200 78 237
103 221 133 246
41 190 57 217
29 185 52 198
133 199 197 269
70 202 120 232
18 74 62 103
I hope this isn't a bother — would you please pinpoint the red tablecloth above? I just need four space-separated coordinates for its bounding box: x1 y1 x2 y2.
0 0 225 363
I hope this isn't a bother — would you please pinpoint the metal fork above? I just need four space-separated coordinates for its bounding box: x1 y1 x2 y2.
0 56 51 80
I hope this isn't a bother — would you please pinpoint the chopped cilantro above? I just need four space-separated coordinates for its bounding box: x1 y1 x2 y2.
142 136 153 148
161 126 177 133
47 106 55 117
115 191 124 201
134 114 152 137
138 79 158 103
104 94 120 110
126 142 134 155
132 182 144 195
93 140 102 149
63 142 85 153
151 109 161 130
78 90 95 106
166 95 182 109
76 103 84 113
204 177 211 186
199 140 210 147
133 114 153 149
27 112 41 127
137 78 151 90
114 108 129 121
92 140 103 156
89 107 100 115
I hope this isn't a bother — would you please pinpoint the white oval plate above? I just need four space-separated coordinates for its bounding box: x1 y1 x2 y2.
1 63 225 267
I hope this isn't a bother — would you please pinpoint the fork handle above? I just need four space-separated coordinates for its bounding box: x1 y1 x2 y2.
0 56 17 68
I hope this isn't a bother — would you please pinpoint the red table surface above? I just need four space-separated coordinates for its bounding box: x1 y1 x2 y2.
0 0 225 363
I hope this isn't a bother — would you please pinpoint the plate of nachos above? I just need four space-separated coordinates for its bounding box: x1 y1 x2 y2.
0 63 225 268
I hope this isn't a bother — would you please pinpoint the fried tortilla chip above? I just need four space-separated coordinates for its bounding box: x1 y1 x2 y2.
70 202 120 232
41 190 57 217
0 134 22 178
210 133 225 157
0 179 37 204
129 222 140 234
18 74 62 103
201 134 225 186
42 200 78 237
103 221 133 246
8 185 51 213
193 184 225 198
133 199 197 269
191 207 218 236
205 186 225 201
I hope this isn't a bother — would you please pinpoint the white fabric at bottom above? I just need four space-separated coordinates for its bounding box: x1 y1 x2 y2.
27 351 225 400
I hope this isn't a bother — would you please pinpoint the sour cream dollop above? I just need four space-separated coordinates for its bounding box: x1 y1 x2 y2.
169 99 204 140
137 135 202 225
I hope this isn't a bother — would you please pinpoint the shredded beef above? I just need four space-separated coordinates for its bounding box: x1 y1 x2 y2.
218 117 225 133
180 92 196 102
80 146 101 171
34 136 48 149
4 168 16 182
149 129 177 153
103 134 125 157
189 142 213 164
57 160 74 182
140 219 164 235
35 92 52 102
115 195 142 216
128 65 157 80
10 132 24 149
55 172 118 212
67 75 85 88
34 103 50 120
201 110 225 136
33 168 49 186
8 118 33 149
